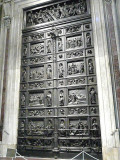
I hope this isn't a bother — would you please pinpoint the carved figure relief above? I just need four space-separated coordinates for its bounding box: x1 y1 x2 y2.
28 110 45 117
19 110 26 117
91 118 99 130
29 82 44 90
29 66 44 80
45 119 54 136
66 35 83 50
66 25 83 34
84 23 91 31
90 107 98 115
21 68 27 82
59 119 66 136
67 50 84 59
68 77 85 86
22 59 28 66
69 119 88 136
30 43 44 56
29 93 44 106
20 120 25 130
46 64 52 79
46 91 52 107
57 38 63 52
68 89 86 105
21 93 26 106
47 109 53 116
58 63 64 78
89 87 97 104
30 57 45 65
23 45 28 57
59 90 65 106
26 0 87 27
30 33 44 41
21 84 27 90
86 32 92 47
69 107 87 115
28 120 44 135
47 40 53 53
68 61 85 76
88 59 94 74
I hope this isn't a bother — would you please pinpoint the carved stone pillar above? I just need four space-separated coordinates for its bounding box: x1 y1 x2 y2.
0 0 12 141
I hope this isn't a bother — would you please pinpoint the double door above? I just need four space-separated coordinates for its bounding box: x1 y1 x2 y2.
18 0 101 158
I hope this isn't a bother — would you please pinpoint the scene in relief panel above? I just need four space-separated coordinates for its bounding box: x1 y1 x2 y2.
67 60 85 76
29 82 45 90
66 50 85 59
68 88 87 105
26 0 87 27
59 119 66 137
27 120 44 136
69 118 89 136
29 57 45 65
66 24 83 34
87 58 95 75
68 106 88 115
28 109 45 117
29 92 44 107
29 66 44 81
30 42 44 56
67 77 86 86
59 139 90 148
29 33 44 42
66 34 84 50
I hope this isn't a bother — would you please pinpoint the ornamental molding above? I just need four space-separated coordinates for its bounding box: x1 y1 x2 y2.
104 0 112 3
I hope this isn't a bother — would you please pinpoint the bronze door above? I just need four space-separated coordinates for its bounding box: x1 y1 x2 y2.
18 0 102 159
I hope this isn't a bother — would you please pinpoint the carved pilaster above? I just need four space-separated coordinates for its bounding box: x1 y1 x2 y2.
3 0 12 28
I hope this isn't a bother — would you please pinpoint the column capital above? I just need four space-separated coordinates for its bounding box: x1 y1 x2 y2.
3 16 11 28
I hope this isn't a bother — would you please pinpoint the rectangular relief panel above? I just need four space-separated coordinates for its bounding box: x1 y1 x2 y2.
18 0 102 159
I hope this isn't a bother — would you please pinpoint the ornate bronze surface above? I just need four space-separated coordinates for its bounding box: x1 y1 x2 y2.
18 0 102 159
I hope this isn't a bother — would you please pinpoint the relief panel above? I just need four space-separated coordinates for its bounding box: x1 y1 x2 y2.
67 60 85 76
29 66 44 81
69 118 89 136
68 88 87 105
29 56 45 65
67 77 86 86
68 106 88 115
66 34 84 50
89 86 98 105
27 120 44 136
28 109 45 117
30 42 44 56
29 92 44 107
29 82 45 90
66 24 83 34
26 0 87 27
66 50 85 59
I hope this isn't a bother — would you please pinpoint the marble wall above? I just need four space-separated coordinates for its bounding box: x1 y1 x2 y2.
0 0 119 159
